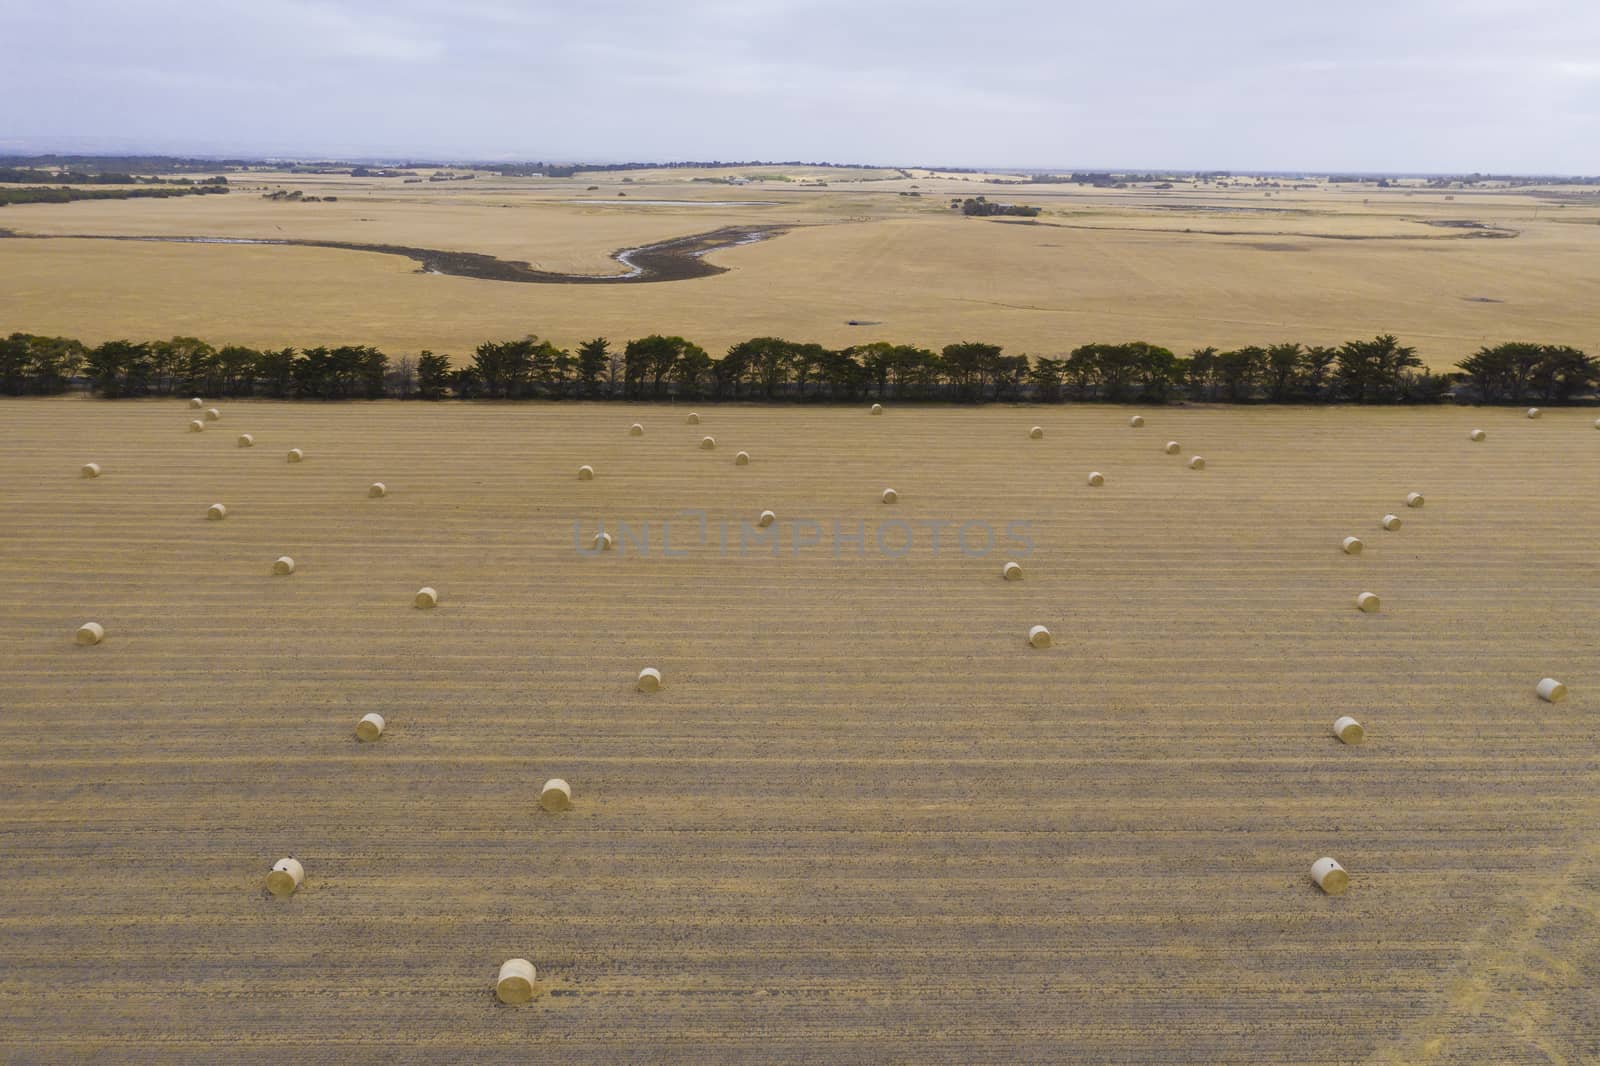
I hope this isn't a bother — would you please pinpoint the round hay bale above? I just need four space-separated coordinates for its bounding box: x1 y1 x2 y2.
356 713 385 742
81 462 102 478
1311 857 1349 895
273 556 295 575
686 412 701 425
540 778 572 812
699 436 716 450
237 434 254 448
637 666 662 693
1002 561 1023 581
496 959 536 1004
204 407 221 422
1527 407 1541 419
1381 514 1401 531
188 397 203 409
870 403 883 415
757 509 776 528
287 448 304 463
1469 429 1486 441
188 419 205 433
1593 419 1600 430
414 586 438 609
1164 441 1180 455
266 857 304 898
1187 456 1205 470
1405 492 1425 509
1333 716 1365 744
1537 677 1567 703
593 531 614 552
206 503 227 521
75 622 104 646
881 488 897 504
1341 536 1364 555
735 451 750 466
1087 471 1105 487
1029 426 1044 439
1028 624 1052 649
1130 415 1145 427
578 465 595 480
368 482 387 498
629 423 644 436
1355 591 1380 613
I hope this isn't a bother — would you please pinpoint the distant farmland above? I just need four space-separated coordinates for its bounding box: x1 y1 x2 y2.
3 166 1600 367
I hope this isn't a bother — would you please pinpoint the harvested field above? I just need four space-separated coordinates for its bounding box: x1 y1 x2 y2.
0 398 1596 1063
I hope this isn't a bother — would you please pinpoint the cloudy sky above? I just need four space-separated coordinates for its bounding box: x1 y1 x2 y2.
4 0 1599 172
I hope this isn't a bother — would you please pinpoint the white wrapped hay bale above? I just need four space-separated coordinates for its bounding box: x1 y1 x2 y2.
540 778 572 812
1537 678 1567 703
699 436 716 450
204 407 221 422
189 419 205 433
266 857 304 898
1527 407 1541 419
686 412 701 425
1594 419 1600 430
757 509 776 528
881 488 897 504
287 448 304 463
368 482 387 498
1029 426 1044 439
1188 456 1205 470
1333 716 1365 744
592 531 614 552
1028 625 1052 649
81 462 102 478
1405 492 1424 509
735 451 750 466
1087 471 1104 487
1311 857 1349 895
207 503 227 521
189 397 203 409
637 666 663 692
870 403 883 415
1341 536 1364 555
1381 514 1401 531
414 586 438 609
496 959 536 1004
356 713 385 742
578 465 595 480
1469 429 1485 441
629 423 643 436
75 622 105 646
237 434 253 448
1002 561 1023 581
1130 415 1145 427
1355 592 1380 613
1164 441 1180 454
272 556 295 575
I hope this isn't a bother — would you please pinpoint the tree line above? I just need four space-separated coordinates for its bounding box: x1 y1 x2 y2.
1 330 1595 405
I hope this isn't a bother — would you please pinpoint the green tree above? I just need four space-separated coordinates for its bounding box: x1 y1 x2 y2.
576 338 610 398
416 351 451 399
1337 335 1420 403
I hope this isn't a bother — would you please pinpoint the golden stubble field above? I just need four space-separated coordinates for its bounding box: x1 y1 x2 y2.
1 399 1595 1063
3 168 1600 366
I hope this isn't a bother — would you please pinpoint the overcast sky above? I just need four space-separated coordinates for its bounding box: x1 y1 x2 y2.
4 0 1599 172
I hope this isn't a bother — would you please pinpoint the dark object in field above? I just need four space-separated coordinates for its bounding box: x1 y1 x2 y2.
845 320 882 326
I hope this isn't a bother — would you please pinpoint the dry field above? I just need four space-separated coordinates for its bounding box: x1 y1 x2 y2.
4 168 1600 365
1 398 1596 1063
